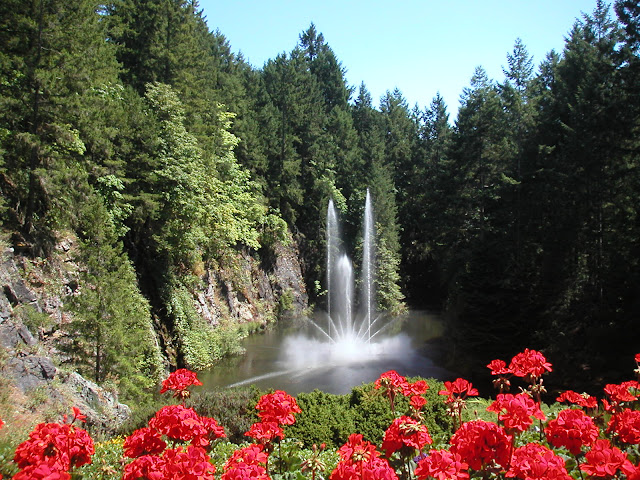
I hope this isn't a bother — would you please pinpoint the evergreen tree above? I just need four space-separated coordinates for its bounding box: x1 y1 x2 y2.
67 194 162 401
0 0 120 239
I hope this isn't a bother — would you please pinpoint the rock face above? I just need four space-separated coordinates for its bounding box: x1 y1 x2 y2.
0 245 131 433
196 239 308 328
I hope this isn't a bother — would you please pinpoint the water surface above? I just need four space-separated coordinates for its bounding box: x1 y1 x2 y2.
200 311 452 395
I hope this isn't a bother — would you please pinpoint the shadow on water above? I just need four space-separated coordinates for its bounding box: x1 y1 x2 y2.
199 310 454 395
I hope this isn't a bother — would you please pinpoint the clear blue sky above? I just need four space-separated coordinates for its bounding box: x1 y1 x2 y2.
198 0 601 117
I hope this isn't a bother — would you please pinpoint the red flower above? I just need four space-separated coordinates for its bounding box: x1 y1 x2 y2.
332 434 398 480
579 439 635 478
123 445 215 480
382 416 432 456
331 455 398 480
487 359 510 376
255 390 301 426
245 420 284 442
123 427 167 458
122 454 165 480
556 390 598 409
225 444 268 469
607 408 640 444
508 349 552 379
160 368 203 399
544 408 599 455
635 353 640 364
161 445 216 480
13 463 71 480
487 393 545 434
148 404 208 445
410 395 427 411
221 462 269 480
338 433 380 464
14 421 94 471
506 443 571 480
403 380 429 396
449 420 512 470
438 378 479 403
415 449 469 480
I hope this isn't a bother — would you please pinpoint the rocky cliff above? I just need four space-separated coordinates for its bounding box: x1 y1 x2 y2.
0 232 308 436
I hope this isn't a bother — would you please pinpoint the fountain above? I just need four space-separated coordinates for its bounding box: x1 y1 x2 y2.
316 190 382 348
207 190 449 394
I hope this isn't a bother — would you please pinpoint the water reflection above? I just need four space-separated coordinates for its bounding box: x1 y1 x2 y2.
200 311 451 395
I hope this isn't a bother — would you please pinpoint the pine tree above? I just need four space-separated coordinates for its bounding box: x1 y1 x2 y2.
0 0 120 239
68 194 162 401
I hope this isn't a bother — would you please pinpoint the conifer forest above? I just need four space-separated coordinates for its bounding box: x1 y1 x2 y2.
1 0 639 401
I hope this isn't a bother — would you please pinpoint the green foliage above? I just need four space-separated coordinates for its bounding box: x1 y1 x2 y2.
286 390 356 448
76 436 125 480
165 282 244 370
66 194 163 403
288 379 451 449
186 387 262 444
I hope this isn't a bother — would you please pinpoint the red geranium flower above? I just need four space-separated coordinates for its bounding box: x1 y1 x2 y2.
245 420 284 443
438 378 479 403
13 463 71 480
148 404 208 445
508 348 552 379
123 427 167 458
255 390 301 426
415 449 469 480
403 380 429 396
579 439 635 478
161 445 216 480
506 443 571 480
160 368 203 399
14 421 94 471
410 395 427 411
338 433 380 464
224 444 269 470
607 408 640 444
449 420 512 470
544 408 599 455
487 359 510 376
556 390 598 409
487 392 545 434
332 434 398 480
382 415 432 456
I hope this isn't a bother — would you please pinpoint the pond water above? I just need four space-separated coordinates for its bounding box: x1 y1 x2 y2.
199 311 453 395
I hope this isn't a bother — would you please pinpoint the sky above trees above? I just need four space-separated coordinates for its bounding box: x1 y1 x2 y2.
200 0 600 115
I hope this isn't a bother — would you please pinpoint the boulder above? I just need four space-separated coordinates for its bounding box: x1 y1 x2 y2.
6 355 57 392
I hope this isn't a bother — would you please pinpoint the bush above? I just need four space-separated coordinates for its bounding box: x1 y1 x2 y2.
186 387 263 444
285 389 356 448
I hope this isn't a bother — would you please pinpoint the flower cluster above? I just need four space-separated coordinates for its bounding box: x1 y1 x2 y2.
374 369 429 416
12 407 94 479
439 378 479 429
506 442 571 480
331 433 398 480
160 368 203 400
415 449 469 480
245 389 302 446
487 348 553 398
381 415 432 456
7 349 640 480
221 444 269 480
487 392 546 434
121 369 224 479
544 408 599 455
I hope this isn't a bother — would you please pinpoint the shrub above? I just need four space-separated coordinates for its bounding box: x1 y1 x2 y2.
285 389 356 448
186 387 263 444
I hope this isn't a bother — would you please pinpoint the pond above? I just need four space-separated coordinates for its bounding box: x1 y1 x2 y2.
199 310 453 396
